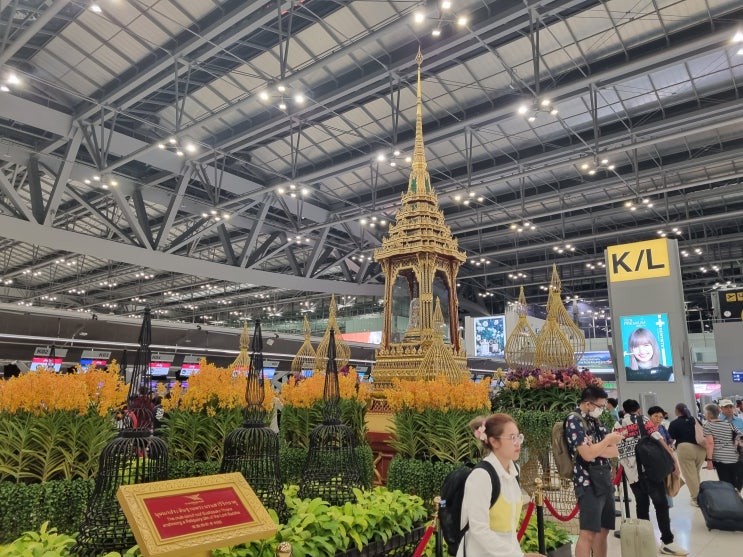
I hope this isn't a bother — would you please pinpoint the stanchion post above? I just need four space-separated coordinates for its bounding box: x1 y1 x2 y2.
534 477 546 556
621 468 631 518
433 496 444 557
276 541 291 556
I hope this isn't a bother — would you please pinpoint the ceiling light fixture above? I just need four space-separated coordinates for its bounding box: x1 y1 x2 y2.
257 82 306 111
624 197 654 211
552 243 576 255
580 157 615 175
156 136 198 157
509 220 536 232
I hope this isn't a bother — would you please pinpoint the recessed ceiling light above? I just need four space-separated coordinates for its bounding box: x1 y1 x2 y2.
90 3 102 13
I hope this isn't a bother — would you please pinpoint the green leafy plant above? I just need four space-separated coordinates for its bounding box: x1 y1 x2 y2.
281 400 367 449
386 455 460 504
212 485 429 557
0 410 115 482
388 408 484 462
0 521 75 556
161 407 243 462
0 479 94 543
519 515 571 553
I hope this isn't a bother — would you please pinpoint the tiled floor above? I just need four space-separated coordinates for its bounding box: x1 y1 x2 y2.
602 482 743 557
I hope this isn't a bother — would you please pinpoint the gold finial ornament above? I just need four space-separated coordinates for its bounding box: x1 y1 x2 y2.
231 321 251 372
314 295 351 372
504 286 538 370
547 264 586 364
276 541 292 556
291 315 316 378
534 266 577 369
372 51 468 389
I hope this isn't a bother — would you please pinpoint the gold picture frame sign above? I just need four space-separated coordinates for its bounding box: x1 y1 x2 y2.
117 472 277 557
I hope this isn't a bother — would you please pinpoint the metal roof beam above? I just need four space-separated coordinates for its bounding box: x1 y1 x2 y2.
0 214 383 296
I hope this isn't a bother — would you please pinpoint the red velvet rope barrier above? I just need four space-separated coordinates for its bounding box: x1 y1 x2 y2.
412 523 435 557
517 501 536 542
543 466 624 522
613 465 624 486
543 497 580 521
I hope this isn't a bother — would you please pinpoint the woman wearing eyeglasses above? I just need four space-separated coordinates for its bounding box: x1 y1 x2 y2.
457 413 544 557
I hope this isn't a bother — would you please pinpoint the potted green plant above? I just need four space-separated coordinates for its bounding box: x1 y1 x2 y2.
519 514 572 557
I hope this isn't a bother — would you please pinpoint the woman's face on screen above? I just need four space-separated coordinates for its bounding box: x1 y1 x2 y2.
632 340 654 366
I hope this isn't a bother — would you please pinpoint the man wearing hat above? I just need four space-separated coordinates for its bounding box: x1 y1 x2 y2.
718 399 743 492
719 399 743 431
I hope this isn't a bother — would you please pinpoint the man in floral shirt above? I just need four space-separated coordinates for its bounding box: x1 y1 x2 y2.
565 385 623 557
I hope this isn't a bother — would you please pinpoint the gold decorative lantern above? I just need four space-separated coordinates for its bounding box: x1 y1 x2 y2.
371 50 468 389
314 295 351 373
291 315 316 379
504 286 538 370
547 265 586 364
534 267 575 369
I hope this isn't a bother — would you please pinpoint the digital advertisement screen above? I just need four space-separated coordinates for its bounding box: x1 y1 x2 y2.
149 362 170 377
473 315 506 358
179 363 200 377
262 367 276 380
301 369 313 378
732 371 743 383
619 313 674 382
30 357 64 372
576 351 614 374
79 359 108 372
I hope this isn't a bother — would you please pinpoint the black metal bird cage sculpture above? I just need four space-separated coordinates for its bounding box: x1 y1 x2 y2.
221 320 288 523
72 307 168 556
298 329 363 506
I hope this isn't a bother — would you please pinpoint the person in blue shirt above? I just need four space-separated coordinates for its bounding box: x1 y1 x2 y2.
607 398 620 424
718 399 743 492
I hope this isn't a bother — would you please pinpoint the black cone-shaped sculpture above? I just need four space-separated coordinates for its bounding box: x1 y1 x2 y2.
221 320 288 522
298 329 362 506
72 308 168 556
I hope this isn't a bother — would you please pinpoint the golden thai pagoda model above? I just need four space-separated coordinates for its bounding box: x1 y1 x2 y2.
371 50 468 389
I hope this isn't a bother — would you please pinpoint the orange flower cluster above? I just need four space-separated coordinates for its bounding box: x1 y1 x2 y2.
383 375 491 413
0 368 127 416
162 359 274 414
280 369 372 409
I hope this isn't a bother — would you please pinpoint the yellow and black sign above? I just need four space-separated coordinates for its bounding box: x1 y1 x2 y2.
719 288 743 321
606 239 671 283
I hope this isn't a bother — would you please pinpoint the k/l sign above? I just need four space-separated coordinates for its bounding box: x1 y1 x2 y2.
606 239 670 282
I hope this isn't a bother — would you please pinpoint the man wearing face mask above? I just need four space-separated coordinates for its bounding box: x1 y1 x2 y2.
565 385 624 557
614 399 687 556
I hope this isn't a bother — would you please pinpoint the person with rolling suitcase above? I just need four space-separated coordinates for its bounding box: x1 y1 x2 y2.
614 399 688 556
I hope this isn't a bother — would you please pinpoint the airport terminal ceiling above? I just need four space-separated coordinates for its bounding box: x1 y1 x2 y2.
0 0 742 332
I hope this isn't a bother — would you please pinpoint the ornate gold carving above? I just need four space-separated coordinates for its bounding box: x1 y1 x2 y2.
504 287 538 370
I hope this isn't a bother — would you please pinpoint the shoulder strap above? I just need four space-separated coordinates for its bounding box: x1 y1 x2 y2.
565 411 588 458
474 460 501 507
461 460 502 549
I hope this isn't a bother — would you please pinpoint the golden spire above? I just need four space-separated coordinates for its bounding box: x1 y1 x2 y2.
291 315 316 375
408 48 431 195
231 321 251 370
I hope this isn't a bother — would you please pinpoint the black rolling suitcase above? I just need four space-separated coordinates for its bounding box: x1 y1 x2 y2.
698 480 743 531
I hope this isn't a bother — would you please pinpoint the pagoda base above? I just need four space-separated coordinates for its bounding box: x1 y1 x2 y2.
365 401 395 486
370 348 468 390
